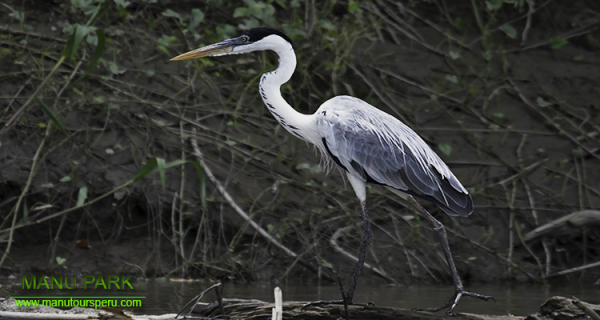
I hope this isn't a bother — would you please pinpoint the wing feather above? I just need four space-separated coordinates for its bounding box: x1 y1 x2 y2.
317 96 473 217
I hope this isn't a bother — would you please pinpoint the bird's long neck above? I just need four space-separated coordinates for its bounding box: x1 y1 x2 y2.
259 45 320 145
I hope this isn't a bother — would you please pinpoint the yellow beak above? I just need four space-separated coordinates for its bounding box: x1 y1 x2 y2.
170 41 234 61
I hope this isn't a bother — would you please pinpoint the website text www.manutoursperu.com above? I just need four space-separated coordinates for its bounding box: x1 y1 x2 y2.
13 297 143 309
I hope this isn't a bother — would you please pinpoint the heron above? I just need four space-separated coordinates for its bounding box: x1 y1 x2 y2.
171 27 494 313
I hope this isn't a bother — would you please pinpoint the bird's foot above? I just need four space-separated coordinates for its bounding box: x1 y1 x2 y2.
412 288 495 314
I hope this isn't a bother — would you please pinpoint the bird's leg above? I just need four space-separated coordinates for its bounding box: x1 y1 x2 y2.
302 201 374 310
346 200 373 301
407 196 494 314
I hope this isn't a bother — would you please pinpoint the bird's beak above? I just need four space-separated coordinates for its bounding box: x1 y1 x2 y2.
170 40 234 61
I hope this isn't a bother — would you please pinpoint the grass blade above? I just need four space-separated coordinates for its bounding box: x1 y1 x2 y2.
132 157 158 182
165 159 187 168
34 98 69 138
75 29 106 84
77 185 88 207
191 161 207 211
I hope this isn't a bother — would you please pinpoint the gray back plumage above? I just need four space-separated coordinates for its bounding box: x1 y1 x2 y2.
316 96 473 217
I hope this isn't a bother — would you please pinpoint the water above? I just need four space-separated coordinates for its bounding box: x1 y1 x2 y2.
2 278 598 316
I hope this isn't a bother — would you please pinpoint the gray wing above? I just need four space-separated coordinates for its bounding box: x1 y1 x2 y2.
316 96 473 217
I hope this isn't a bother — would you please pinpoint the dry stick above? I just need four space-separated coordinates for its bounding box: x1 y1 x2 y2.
467 0 554 47
361 2 444 55
370 66 462 104
188 130 299 259
392 0 470 49
329 224 394 282
171 192 179 275
520 1 534 46
379 0 426 42
522 180 551 277
179 122 187 263
488 159 546 189
572 296 600 320
0 124 49 267
0 59 82 266
0 25 68 43
507 22 600 53
515 135 545 277
509 78 600 161
391 215 415 279
546 260 600 278
505 183 516 275
2 54 67 131
446 226 538 281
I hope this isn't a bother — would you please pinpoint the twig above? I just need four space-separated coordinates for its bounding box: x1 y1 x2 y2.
393 0 471 49
189 129 299 259
175 282 222 319
546 260 600 278
0 125 49 267
361 2 444 55
508 78 600 161
468 0 554 47
521 0 534 46
0 25 67 43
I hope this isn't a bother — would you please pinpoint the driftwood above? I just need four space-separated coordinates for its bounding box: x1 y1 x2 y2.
523 210 600 242
0 294 597 320
526 296 600 320
190 298 524 320
183 295 600 320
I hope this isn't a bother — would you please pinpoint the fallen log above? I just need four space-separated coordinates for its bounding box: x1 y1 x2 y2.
189 298 520 320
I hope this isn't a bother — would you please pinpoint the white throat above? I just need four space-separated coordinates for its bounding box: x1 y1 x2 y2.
255 35 320 146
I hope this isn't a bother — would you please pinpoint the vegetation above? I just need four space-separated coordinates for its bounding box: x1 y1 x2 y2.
0 0 599 286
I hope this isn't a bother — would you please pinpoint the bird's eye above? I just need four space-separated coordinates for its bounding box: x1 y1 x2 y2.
241 36 249 42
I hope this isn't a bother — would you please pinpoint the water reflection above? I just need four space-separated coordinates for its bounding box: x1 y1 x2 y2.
1 278 598 316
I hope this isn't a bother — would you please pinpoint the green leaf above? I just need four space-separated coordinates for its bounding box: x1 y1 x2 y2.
267 224 274 233
549 37 568 49
113 0 130 8
162 9 183 24
321 260 333 269
132 158 158 182
64 25 88 60
500 24 517 39
60 176 72 182
191 161 207 211
75 29 105 84
485 0 503 11
348 0 360 12
56 256 66 265
233 7 248 18
77 185 88 206
41 183 54 188
454 17 464 30
189 8 204 30
35 98 69 138
438 144 452 156
445 75 458 84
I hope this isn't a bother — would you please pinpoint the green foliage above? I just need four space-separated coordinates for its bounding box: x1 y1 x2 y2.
549 37 568 49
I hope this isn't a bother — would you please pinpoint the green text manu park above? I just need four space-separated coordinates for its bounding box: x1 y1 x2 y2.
22 275 134 290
